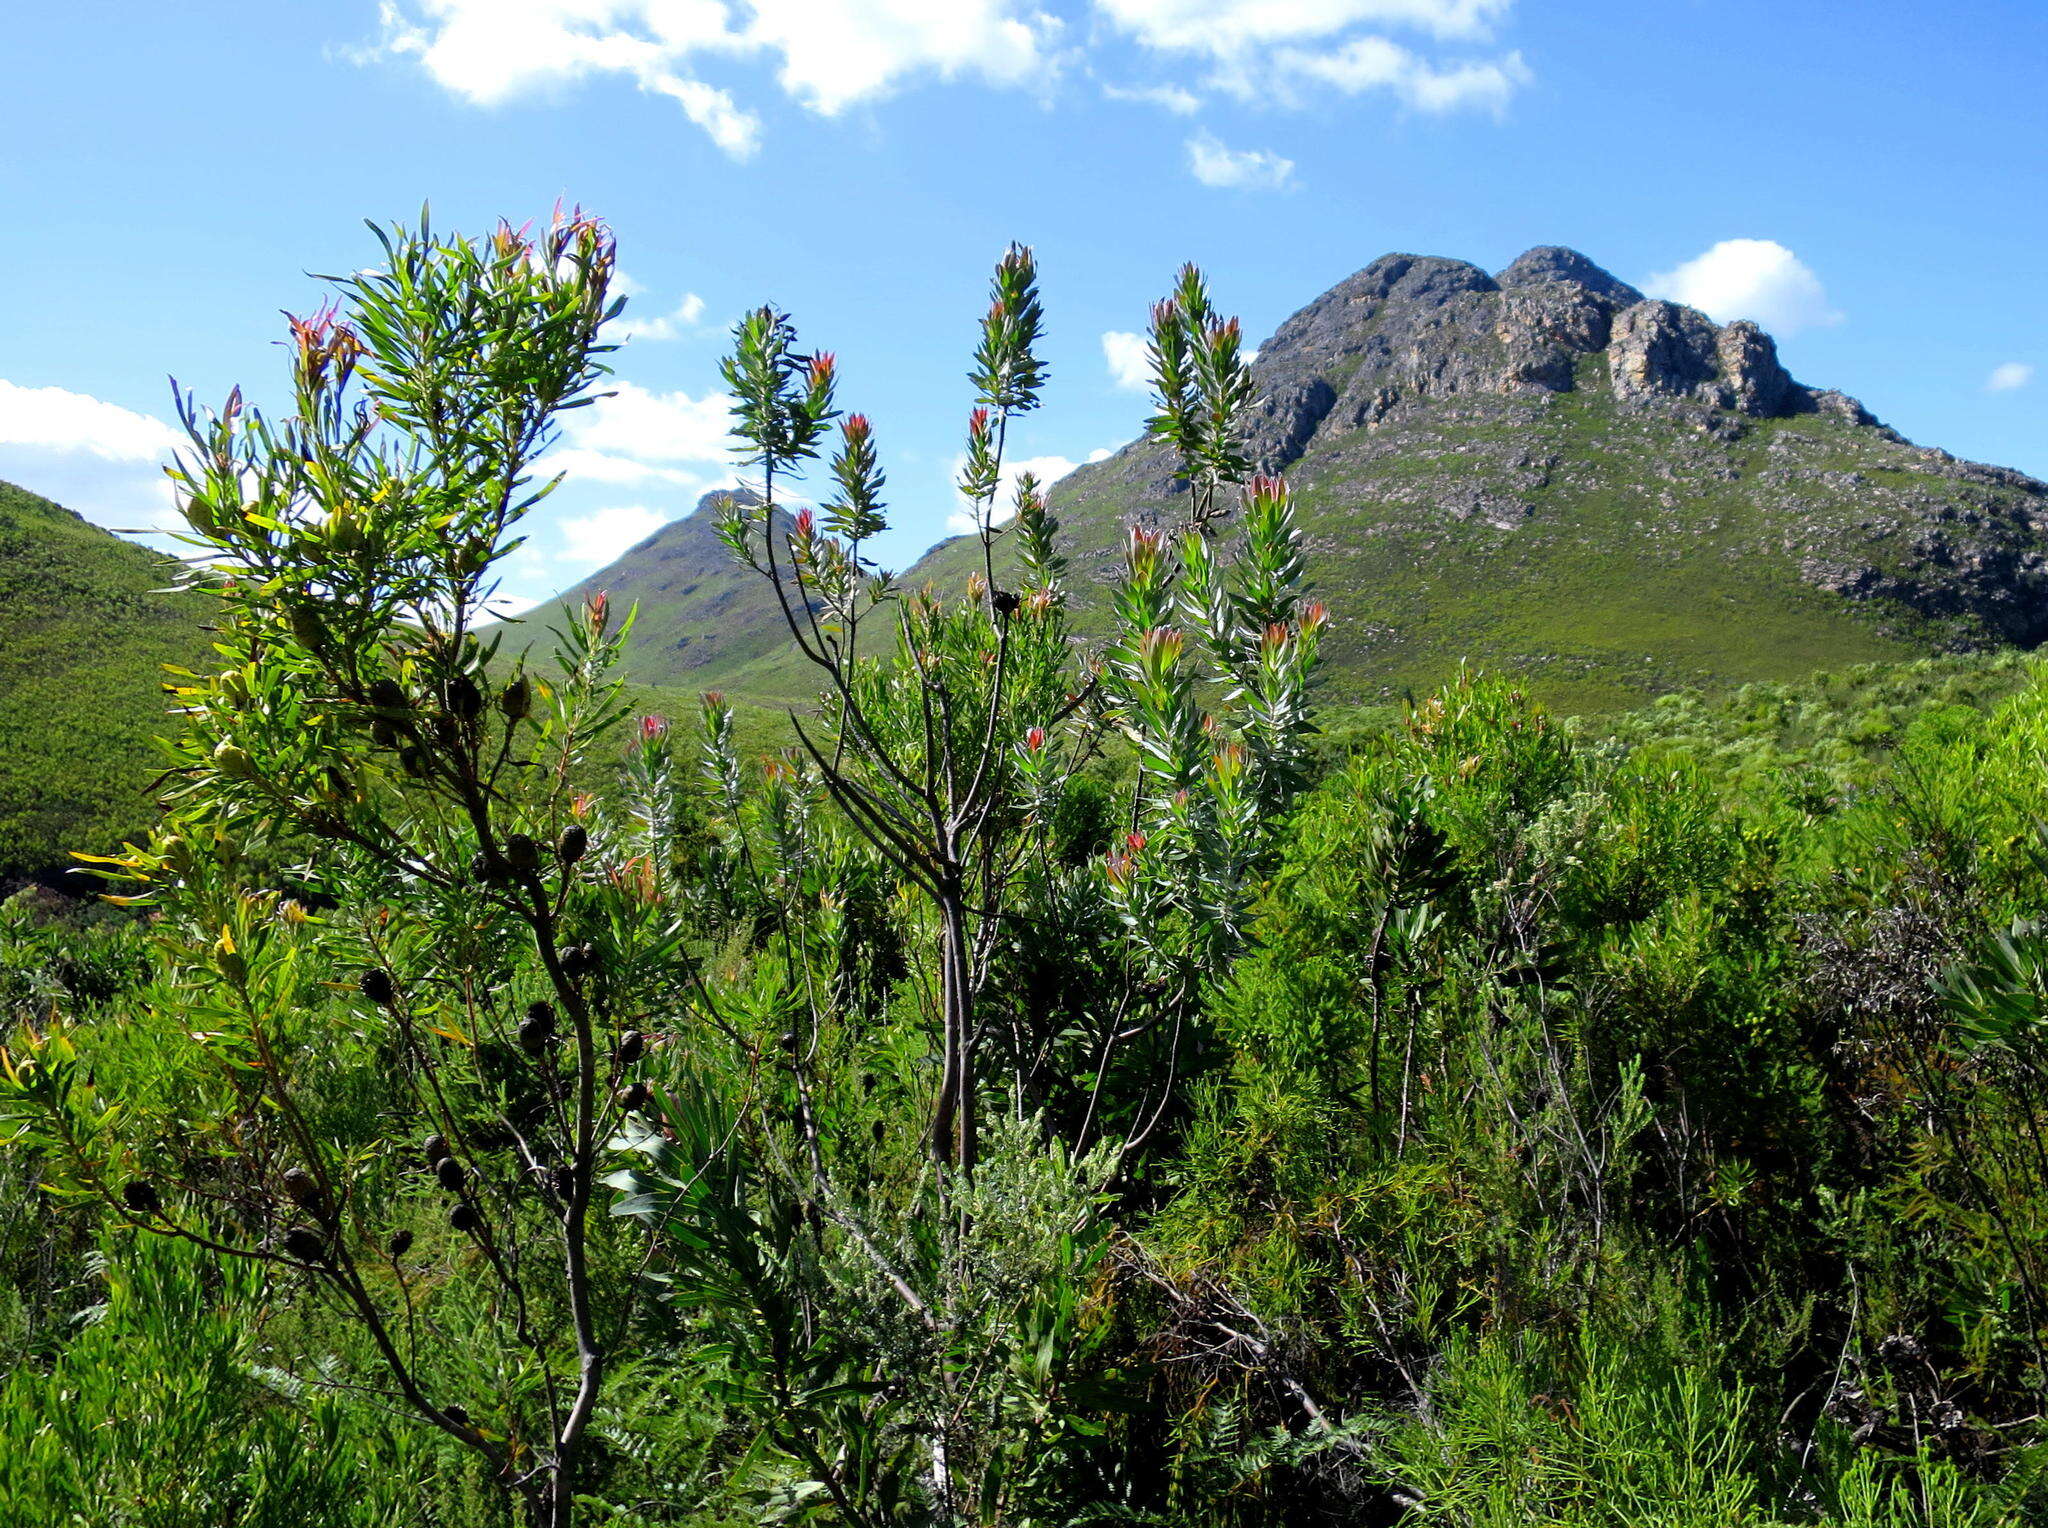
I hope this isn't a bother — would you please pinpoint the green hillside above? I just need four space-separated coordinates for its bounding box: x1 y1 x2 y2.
907 391 1943 714
0 479 210 884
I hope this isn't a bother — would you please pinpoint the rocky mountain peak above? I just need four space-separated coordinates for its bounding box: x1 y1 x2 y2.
1494 245 1645 306
1240 244 1891 476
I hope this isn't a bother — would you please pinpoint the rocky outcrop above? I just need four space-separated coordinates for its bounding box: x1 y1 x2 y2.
1243 246 1902 477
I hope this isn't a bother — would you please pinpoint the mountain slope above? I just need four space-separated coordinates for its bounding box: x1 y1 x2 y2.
544 488 808 693
564 247 2048 713
0 480 211 885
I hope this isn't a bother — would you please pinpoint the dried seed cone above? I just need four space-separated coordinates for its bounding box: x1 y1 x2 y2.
388 1228 415 1260
121 1179 162 1217
445 675 483 720
616 1030 645 1066
368 678 408 713
282 1167 326 1215
435 1157 467 1193
503 834 541 874
449 1202 481 1234
556 824 588 865
281 1227 327 1264
423 1133 450 1165
498 676 531 721
619 1081 651 1113
518 1003 556 1056
360 969 396 1007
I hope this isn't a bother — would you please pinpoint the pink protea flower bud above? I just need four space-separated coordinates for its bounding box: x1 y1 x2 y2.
1263 622 1290 652
967 406 991 438
1138 627 1184 668
1126 831 1147 853
794 507 815 537
1025 726 1046 753
844 413 870 442
1302 600 1329 631
809 352 836 383
640 714 668 742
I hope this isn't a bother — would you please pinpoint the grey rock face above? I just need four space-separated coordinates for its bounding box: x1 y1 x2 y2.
1714 321 1794 416
1496 245 1646 306
1243 246 1848 474
1608 300 1724 408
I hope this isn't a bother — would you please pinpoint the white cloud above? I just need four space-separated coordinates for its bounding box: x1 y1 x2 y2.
744 0 1058 115
481 589 545 619
613 289 707 341
1986 361 2034 393
0 379 180 461
368 0 1064 154
1271 35 1526 112
1096 0 1511 51
1095 0 1525 114
1102 330 1150 392
1102 81 1201 113
1186 130 1296 190
557 503 672 564
564 380 732 462
945 452 1086 534
540 446 705 488
1643 239 1843 337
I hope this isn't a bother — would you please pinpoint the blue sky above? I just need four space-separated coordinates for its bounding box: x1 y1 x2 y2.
2 0 2043 612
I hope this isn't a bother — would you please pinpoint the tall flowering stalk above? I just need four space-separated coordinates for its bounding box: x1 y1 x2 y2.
1 211 662 1528
715 250 1325 1172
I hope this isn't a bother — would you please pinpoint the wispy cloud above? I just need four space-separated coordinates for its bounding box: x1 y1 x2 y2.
365 0 1066 157
1186 130 1296 190
1986 361 2035 393
364 0 1527 155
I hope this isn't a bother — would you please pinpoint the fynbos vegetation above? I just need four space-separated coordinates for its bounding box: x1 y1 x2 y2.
5 211 2048 1528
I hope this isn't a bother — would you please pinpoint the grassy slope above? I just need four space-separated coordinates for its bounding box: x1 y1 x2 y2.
0 481 213 882
898 389 1940 715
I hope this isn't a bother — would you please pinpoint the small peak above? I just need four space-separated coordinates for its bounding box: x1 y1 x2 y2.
1335 252 1496 307
689 484 762 517
1497 246 1644 306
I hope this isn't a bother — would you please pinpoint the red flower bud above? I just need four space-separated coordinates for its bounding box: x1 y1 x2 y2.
1025 726 1046 753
